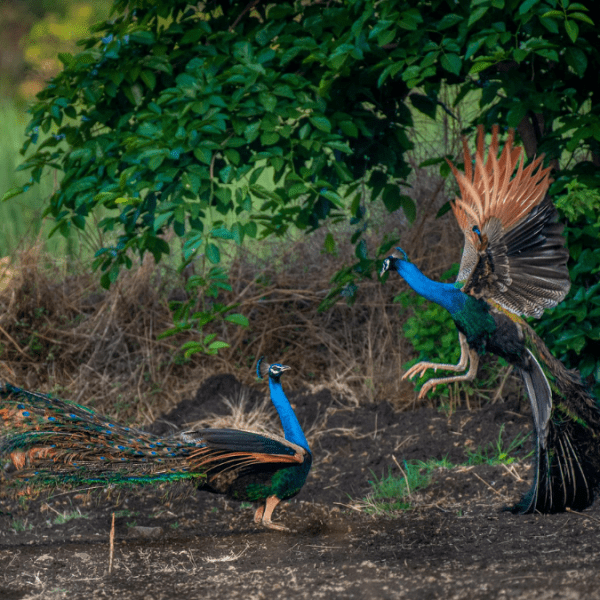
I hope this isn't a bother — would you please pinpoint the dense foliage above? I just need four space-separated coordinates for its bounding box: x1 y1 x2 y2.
3 0 600 382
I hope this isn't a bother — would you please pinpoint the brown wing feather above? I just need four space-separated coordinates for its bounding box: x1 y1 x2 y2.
448 126 569 317
182 428 306 474
449 125 552 243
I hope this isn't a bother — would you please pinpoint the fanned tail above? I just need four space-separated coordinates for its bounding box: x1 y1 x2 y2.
512 332 600 514
0 384 206 492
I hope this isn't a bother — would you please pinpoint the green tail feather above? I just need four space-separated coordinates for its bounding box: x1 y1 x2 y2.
1 383 206 493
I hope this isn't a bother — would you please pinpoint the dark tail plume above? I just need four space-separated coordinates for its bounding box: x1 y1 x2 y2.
512 328 600 513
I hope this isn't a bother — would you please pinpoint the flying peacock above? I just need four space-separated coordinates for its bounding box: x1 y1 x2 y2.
381 125 600 514
0 357 311 530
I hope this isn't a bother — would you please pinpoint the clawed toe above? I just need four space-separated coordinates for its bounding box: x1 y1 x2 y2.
262 521 291 532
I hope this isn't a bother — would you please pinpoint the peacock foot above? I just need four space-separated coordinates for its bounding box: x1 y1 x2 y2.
261 520 291 532
416 379 442 400
403 361 439 381
254 496 291 532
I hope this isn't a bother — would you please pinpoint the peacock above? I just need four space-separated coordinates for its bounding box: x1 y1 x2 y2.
381 125 600 514
0 357 312 530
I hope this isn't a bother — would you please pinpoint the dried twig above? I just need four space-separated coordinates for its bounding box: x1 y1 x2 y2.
108 512 115 575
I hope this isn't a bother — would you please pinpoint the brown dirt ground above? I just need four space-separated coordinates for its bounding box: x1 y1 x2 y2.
2 375 600 599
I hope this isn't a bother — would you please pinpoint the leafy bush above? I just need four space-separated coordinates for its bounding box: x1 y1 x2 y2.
4 0 599 365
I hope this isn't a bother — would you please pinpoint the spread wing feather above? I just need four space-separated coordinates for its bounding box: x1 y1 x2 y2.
447 125 570 317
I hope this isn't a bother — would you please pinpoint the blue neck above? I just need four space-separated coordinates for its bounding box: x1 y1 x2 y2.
269 378 310 452
393 260 466 315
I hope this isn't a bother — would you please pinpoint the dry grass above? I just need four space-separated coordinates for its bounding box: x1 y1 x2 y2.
0 151 482 424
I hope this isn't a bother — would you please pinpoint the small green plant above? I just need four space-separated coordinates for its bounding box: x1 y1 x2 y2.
11 518 33 533
361 460 447 515
465 425 533 466
159 266 248 357
53 510 89 525
113 509 138 518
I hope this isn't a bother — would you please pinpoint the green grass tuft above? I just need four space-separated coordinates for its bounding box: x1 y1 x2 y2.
465 425 533 466
53 510 89 525
361 459 448 515
359 429 532 515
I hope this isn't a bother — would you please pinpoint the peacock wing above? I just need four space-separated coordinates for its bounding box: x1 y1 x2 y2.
449 125 570 317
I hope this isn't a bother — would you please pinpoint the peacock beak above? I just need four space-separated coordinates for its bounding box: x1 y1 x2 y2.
279 365 291 372
380 258 391 277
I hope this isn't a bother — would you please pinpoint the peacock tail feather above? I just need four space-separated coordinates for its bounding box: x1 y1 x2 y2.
0 383 206 493
512 324 600 513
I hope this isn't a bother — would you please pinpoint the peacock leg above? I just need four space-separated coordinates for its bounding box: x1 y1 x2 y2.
257 495 289 532
253 504 265 524
403 332 470 381
416 349 479 400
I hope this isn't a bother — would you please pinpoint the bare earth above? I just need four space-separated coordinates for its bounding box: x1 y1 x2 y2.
2 374 600 599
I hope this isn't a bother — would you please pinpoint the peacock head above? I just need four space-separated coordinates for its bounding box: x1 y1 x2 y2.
380 247 409 276
257 356 291 382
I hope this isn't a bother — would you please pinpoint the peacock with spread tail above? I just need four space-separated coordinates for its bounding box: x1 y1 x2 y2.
0 358 311 530
381 125 600 514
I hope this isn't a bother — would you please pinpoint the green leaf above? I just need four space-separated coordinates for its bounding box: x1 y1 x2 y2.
541 10 563 18
506 103 528 127
400 195 417 224
382 184 402 212
140 70 156 90
1 186 24 202
469 61 493 74
320 189 343 207
409 93 438 119
565 19 579 43
309 114 332 132
259 92 277 112
205 243 221 264
441 53 462 75
224 313 249 327
518 0 540 16
194 148 212 165
465 38 486 60
568 12 595 25
565 47 587 76
182 342 204 359
245 222 258 238
468 6 489 27
324 232 336 255
355 239 368 260
437 14 463 30
208 341 230 350
339 120 359 137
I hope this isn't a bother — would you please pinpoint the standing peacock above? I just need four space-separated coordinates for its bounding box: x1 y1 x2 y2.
0 357 311 530
381 125 600 514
